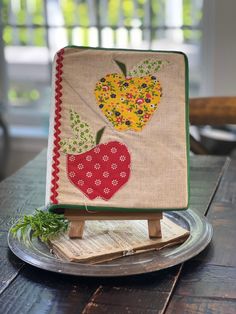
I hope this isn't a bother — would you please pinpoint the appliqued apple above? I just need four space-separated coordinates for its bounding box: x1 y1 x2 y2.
94 59 169 132
67 141 131 200
60 111 131 201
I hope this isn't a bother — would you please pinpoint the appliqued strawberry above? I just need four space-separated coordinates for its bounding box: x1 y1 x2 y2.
94 59 169 132
60 111 131 200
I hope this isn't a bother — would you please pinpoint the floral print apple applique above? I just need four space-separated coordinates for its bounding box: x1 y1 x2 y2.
94 59 169 131
60 110 131 200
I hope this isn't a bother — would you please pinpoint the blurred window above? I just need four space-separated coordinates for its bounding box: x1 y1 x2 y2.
0 0 203 136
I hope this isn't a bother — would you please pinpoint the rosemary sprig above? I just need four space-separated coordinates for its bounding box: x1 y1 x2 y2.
11 209 69 243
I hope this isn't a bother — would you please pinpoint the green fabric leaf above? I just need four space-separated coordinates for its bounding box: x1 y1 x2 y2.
128 59 169 77
60 110 95 154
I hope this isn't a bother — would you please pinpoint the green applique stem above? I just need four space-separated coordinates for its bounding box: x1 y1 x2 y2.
96 126 105 145
114 60 127 77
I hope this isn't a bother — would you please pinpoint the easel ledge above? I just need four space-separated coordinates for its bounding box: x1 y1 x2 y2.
64 209 163 239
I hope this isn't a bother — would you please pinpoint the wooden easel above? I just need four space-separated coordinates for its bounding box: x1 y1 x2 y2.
64 209 163 239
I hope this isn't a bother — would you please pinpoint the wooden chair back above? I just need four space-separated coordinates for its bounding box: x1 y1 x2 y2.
189 97 236 154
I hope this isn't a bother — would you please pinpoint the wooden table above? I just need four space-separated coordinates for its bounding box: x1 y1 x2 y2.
0 151 235 314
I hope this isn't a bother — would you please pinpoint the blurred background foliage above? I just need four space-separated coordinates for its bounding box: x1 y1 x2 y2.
1 0 202 47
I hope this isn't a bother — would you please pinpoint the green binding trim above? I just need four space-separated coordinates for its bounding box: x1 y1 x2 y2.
63 45 190 57
49 46 190 213
183 52 190 209
48 203 188 213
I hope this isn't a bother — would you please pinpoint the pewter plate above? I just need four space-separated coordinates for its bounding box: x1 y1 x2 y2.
8 209 212 277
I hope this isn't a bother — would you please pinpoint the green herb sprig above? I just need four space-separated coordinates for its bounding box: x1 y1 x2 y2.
11 209 69 243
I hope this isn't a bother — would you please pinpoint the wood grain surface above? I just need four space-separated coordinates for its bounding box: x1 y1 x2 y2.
0 150 232 313
166 157 236 314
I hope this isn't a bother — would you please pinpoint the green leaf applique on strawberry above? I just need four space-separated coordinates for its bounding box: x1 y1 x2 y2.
94 59 169 132
60 110 131 200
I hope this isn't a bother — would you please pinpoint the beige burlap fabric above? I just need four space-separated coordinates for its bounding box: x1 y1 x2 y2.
46 47 189 211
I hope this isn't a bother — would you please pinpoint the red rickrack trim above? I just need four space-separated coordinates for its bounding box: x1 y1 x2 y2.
50 48 64 204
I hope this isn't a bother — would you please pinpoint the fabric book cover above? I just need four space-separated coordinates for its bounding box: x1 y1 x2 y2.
46 46 189 212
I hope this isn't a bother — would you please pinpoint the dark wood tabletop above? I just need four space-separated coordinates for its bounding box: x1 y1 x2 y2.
0 151 235 314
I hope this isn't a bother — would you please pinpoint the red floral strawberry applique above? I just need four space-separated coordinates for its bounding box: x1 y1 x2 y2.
60 110 131 201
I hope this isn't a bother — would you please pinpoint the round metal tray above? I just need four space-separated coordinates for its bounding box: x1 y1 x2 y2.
8 209 212 277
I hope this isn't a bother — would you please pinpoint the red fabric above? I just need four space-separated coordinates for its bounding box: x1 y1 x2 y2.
67 141 131 200
50 49 64 204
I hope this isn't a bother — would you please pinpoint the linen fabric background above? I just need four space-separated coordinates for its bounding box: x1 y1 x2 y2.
46 47 189 211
